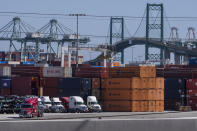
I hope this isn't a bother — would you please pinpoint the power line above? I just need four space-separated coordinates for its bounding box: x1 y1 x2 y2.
1 11 197 19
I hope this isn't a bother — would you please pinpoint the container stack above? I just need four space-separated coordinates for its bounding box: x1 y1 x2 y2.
0 66 11 96
58 78 91 100
164 78 186 110
186 79 197 110
101 65 164 112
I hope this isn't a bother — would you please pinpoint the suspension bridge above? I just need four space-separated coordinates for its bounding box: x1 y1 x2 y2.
0 3 196 65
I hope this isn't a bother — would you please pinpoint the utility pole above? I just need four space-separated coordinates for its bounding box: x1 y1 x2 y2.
69 14 86 67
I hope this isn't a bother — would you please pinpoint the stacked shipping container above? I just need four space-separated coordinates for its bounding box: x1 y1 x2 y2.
186 79 197 110
101 66 164 112
164 78 186 110
0 66 11 96
58 78 91 100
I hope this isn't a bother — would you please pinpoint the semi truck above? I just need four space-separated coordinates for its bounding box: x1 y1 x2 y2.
19 98 43 118
87 96 102 112
68 96 88 113
60 97 69 112
40 96 52 112
51 97 65 113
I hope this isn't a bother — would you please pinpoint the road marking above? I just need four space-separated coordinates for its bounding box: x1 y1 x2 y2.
1 116 197 123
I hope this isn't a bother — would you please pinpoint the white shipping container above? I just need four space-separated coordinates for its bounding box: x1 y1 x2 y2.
8 61 20 65
64 67 72 78
0 66 11 76
43 67 72 78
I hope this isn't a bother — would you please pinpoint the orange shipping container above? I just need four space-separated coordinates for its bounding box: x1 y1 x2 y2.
103 100 132 112
131 77 141 89
111 66 156 78
131 89 146 100
102 89 131 100
155 89 164 100
140 101 148 112
131 101 141 112
146 89 156 100
156 77 164 89
146 101 156 112
102 78 131 89
155 100 164 112
140 78 156 89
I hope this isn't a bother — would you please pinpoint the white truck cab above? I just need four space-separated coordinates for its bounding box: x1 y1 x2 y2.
40 96 52 112
51 97 65 112
68 96 88 113
87 96 102 112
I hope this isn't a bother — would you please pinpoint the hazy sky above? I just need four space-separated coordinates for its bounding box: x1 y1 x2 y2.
0 0 197 63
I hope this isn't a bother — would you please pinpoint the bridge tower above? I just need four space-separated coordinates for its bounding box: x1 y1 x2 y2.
146 3 164 64
110 17 124 64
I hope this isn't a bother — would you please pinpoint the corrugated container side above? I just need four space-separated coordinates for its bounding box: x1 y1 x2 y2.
43 77 58 88
131 101 141 112
81 78 92 90
164 99 181 110
146 101 156 112
92 78 100 89
155 100 164 112
131 89 146 100
91 88 101 100
58 88 81 97
43 67 64 77
155 89 164 100
131 77 141 89
1 79 11 88
188 99 197 110
102 78 131 89
0 88 10 96
12 77 39 96
103 100 132 112
102 89 131 100
64 67 72 77
156 77 164 89
0 66 11 77
58 78 81 89
146 89 157 100
187 89 197 99
43 87 58 97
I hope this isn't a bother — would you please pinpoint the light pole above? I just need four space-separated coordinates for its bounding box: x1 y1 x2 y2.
69 14 86 67
131 47 134 62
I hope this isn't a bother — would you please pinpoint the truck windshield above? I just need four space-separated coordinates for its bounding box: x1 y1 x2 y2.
54 102 61 105
21 104 32 108
76 102 83 105
90 102 98 105
44 102 51 104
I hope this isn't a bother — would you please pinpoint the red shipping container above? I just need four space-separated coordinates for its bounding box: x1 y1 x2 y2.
43 77 58 88
43 87 58 97
92 78 101 89
188 99 197 110
187 89 197 99
12 77 39 96
0 88 10 96
186 79 197 89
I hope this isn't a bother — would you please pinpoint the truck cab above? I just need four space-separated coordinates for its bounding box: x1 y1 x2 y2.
40 96 52 112
68 96 88 113
60 97 69 112
87 96 102 112
19 98 43 118
51 97 65 113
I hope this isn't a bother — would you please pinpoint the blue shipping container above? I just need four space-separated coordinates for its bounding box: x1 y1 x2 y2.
1 79 11 88
22 61 35 65
189 58 197 65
